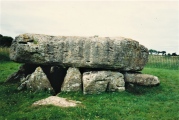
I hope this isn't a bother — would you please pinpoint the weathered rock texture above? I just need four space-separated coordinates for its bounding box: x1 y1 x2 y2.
124 73 160 86
18 67 54 91
83 71 125 94
10 33 148 71
61 67 82 92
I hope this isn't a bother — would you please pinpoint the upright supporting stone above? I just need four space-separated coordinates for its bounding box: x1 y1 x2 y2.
18 67 54 92
83 71 125 94
107 72 125 92
61 67 82 92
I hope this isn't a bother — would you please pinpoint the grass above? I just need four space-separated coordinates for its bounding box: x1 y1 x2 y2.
0 47 179 119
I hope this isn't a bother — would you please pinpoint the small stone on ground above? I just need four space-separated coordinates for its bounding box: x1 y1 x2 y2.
32 96 81 107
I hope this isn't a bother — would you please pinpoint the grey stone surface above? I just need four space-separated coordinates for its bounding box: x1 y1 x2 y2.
107 72 125 92
61 67 82 92
10 33 148 71
18 67 54 91
82 71 125 94
124 73 160 86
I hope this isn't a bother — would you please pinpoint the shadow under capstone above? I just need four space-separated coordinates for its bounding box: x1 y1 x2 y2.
23 64 39 76
29 65 68 94
48 66 67 94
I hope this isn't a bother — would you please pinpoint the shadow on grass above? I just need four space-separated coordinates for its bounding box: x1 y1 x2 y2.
0 53 10 62
125 83 161 95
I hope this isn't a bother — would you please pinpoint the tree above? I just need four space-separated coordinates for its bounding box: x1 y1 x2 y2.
172 53 177 56
149 49 158 55
153 50 158 54
149 49 153 54
157 51 166 56
0 35 13 47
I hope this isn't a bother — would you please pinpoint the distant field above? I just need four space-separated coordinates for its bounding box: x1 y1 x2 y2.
0 47 10 61
0 47 9 54
146 55 179 70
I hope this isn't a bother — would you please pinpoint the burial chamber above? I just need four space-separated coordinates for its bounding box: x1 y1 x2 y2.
7 33 160 95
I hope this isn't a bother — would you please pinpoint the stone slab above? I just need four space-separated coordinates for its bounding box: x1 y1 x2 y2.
10 33 149 71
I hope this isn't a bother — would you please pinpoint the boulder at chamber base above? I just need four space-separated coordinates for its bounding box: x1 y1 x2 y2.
6 33 160 95
83 71 125 94
17 66 54 92
124 73 160 86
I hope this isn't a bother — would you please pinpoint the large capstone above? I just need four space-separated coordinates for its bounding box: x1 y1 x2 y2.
10 33 148 71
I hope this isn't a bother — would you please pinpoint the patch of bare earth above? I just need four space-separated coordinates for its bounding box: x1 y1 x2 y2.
32 96 81 107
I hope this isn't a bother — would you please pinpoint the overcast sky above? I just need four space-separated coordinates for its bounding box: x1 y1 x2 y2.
0 0 179 54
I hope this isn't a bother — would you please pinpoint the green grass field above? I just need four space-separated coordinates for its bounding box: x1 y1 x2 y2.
0 47 179 119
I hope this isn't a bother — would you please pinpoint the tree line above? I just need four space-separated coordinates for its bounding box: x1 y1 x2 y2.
0 34 13 47
149 49 178 56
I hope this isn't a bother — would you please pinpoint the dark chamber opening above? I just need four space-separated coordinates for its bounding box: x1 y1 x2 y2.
40 66 67 94
24 64 67 94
